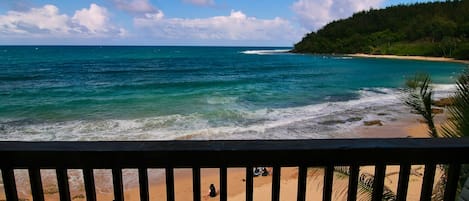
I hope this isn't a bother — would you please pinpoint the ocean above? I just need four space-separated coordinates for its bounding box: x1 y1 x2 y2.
0 46 465 141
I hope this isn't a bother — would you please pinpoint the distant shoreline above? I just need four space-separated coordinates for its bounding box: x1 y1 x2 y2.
347 53 469 64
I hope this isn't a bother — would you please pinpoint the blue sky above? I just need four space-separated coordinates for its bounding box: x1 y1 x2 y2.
0 0 440 46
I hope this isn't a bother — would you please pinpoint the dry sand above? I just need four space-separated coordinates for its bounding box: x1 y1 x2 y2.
348 53 469 64
111 114 445 201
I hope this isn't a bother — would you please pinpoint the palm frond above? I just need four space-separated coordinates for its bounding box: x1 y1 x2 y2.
432 166 447 201
442 71 469 137
334 166 397 201
403 73 438 137
403 70 469 198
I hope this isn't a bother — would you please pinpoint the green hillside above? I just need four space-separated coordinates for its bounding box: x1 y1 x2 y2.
292 0 469 59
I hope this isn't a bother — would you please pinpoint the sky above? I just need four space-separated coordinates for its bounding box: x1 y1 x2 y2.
0 0 441 46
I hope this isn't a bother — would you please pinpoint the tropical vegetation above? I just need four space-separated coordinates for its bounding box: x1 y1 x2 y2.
292 0 469 60
403 69 469 198
404 71 469 138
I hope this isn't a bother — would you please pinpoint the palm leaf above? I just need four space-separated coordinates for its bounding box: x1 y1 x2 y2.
432 165 447 201
403 70 469 198
403 73 438 137
440 70 469 194
441 71 469 137
334 166 397 201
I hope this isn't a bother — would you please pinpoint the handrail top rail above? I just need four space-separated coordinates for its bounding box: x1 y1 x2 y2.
1 138 469 152
2 138 469 168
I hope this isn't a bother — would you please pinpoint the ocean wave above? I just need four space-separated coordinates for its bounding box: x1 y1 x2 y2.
0 84 458 141
359 87 395 97
241 49 291 55
431 84 457 99
333 56 353 60
0 87 425 141
206 96 238 105
5 85 452 192
433 84 457 92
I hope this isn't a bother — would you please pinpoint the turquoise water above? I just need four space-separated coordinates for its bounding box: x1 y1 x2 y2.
0 46 465 140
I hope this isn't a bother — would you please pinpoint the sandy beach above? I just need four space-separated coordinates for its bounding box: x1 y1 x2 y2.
3 113 445 201
348 53 469 64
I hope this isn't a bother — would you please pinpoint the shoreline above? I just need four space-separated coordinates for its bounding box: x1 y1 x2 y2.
124 114 444 201
348 53 469 64
5 113 439 201
101 117 439 201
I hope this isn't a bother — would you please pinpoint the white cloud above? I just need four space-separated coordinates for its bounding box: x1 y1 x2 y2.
0 5 70 35
292 0 384 30
134 10 303 45
0 4 125 38
72 4 111 34
109 0 158 14
142 12 164 21
182 0 215 6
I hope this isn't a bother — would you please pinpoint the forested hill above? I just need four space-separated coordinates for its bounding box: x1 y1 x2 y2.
291 1 469 59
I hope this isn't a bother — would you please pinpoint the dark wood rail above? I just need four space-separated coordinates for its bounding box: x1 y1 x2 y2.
1 138 469 201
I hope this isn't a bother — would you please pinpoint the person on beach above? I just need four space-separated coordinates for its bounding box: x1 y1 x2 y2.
208 184 217 197
253 167 261 176
261 167 269 176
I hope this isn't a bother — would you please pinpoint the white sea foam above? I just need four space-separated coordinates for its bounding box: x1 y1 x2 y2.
0 87 406 141
432 84 457 98
206 96 238 104
241 49 291 55
0 84 458 141
333 56 353 60
433 84 456 91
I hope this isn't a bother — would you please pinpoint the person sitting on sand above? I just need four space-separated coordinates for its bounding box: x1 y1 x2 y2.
208 184 217 197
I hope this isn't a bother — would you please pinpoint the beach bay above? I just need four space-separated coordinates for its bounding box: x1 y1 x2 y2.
0 45 465 200
0 46 465 141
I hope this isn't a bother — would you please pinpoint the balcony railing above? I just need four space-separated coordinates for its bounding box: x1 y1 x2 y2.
1 138 469 201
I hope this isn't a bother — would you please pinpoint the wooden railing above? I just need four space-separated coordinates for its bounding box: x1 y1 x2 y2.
1 138 469 201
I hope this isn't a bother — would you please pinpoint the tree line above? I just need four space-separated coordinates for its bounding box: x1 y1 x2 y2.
292 0 469 59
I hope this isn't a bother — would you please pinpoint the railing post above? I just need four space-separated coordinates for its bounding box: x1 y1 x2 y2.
246 166 253 201
420 163 436 201
323 165 334 201
112 168 124 201
192 167 201 201
443 163 461 201
83 168 96 201
138 168 149 201
297 166 307 201
271 166 281 201
371 163 386 201
165 168 175 201
1 168 19 201
347 165 360 201
396 163 411 201
56 168 71 201
220 167 227 201
29 168 44 201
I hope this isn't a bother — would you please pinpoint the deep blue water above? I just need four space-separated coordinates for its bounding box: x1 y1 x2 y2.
0 46 465 140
